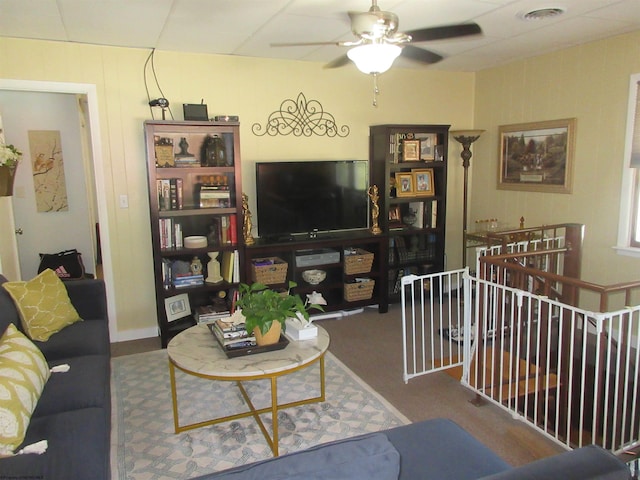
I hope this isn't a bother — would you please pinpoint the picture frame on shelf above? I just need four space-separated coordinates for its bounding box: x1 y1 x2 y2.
402 139 421 162
154 136 175 167
165 293 191 323
389 205 403 227
498 118 576 193
434 145 444 162
395 172 414 197
415 133 437 161
412 168 435 197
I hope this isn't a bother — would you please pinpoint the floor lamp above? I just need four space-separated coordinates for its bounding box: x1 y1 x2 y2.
451 130 484 268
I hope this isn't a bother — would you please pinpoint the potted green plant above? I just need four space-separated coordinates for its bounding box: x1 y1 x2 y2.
0 142 22 197
236 281 324 346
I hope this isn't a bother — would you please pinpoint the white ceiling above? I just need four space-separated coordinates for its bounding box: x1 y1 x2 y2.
1 0 639 72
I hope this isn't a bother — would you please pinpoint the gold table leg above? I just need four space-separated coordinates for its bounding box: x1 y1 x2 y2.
169 353 327 456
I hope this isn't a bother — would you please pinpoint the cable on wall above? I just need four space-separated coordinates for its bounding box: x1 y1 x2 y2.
143 48 174 120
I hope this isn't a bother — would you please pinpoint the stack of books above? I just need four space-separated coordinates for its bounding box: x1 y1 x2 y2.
196 184 231 208
194 305 231 324
157 178 184 210
208 317 256 350
173 273 204 288
174 155 199 167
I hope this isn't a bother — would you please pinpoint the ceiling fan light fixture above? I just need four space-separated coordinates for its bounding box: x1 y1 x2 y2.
347 43 402 74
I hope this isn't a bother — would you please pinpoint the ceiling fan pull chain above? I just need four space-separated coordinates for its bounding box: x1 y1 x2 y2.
372 73 380 107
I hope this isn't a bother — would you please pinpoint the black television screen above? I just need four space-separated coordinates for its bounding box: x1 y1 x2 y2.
255 160 369 239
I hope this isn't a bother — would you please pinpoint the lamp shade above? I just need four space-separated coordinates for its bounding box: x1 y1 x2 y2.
451 130 485 142
347 44 402 74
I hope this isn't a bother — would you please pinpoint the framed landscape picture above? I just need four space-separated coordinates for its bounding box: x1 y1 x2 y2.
498 118 576 193
164 293 191 323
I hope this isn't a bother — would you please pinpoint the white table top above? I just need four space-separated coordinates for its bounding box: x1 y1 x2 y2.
167 323 330 379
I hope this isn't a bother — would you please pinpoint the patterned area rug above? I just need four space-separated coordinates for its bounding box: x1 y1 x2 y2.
111 349 409 480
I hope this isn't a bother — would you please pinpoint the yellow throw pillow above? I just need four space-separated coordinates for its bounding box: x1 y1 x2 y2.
0 324 51 455
2 269 82 342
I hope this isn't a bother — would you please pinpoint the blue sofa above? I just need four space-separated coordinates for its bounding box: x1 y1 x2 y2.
0 274 111 480
193 418 632 480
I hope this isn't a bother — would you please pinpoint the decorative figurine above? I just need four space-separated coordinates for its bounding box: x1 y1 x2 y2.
242 193 255 245
190 256 203 276
367 184 382 235
201 135 227 167
205 252 223 284
306 291 327 307
178 137 190 156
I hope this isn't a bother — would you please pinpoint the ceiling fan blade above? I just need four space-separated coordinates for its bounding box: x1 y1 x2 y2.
324 54 351 69
271 41 342 47
405 23 481 43
401 45 443 64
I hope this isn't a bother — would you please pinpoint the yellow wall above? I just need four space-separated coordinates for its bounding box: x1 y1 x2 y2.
473 30 640 287
4 30 638 338
0 37 475 338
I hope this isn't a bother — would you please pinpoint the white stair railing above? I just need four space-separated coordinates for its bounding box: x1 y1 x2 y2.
402 270 640 457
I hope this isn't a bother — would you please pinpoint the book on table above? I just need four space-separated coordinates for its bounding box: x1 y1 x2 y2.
194 305 231 324
208 322 256 349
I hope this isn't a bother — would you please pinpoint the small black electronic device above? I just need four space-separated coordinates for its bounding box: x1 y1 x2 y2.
149 98 169 108
214 115 239 122
183 103 209 121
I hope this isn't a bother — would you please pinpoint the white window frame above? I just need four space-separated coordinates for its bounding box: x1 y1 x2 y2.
616 72 640 258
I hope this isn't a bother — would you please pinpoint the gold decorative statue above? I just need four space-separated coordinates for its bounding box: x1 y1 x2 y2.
367 185 382 235
242 193 255 245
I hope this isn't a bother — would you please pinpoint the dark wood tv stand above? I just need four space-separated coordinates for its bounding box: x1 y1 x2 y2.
244 230 388 314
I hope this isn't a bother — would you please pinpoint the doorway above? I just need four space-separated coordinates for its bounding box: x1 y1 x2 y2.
0 79 116 340
0 90 97 279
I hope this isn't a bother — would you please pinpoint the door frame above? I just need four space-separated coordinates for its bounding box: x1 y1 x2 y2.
0 79 116 341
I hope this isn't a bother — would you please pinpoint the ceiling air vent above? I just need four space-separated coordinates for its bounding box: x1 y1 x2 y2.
519 7 566 21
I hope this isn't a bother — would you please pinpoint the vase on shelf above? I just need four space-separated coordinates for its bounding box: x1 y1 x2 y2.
0 166 17 197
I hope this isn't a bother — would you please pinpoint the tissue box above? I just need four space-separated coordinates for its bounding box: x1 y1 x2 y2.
285 318 318 340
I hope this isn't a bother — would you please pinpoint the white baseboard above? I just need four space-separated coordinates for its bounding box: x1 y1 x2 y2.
112 326 158 343
310 307 365 321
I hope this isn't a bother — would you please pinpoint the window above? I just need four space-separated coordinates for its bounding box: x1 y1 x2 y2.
616 73 640 257
632 170 640 248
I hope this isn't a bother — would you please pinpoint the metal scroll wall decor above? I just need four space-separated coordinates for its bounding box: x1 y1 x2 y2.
252 92 349 137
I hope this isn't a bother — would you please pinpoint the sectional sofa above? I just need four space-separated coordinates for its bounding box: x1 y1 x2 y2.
0 271 632 480
193 418 632 480
0 272 111 479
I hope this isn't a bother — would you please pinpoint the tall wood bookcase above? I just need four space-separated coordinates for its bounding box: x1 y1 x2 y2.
369 124 450 302
144 120 244 347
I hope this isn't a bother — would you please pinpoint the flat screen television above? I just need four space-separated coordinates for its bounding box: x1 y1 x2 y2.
255 160 369 240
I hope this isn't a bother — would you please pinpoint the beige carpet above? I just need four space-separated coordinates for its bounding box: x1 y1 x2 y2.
112 303 565 469
315 303 565 467
111 349 409 480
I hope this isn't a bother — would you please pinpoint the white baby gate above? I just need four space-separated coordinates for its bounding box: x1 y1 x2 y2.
401 269 640 460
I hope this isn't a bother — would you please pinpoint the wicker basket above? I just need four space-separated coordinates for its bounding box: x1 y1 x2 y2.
344 248 374 275
251 257 288 284
344 280 375 302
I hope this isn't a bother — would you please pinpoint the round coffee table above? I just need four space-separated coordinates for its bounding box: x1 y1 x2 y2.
167 323 330 456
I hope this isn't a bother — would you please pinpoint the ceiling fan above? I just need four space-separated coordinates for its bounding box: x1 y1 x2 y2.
271 0 482 74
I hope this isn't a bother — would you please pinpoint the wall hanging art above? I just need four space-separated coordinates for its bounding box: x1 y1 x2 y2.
498 118 576 194
28 130 69 212
252 92 349 137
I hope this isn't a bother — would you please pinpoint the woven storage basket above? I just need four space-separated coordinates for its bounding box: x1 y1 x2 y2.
251 257 288 284
344 248 374 275
344 280 375 302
